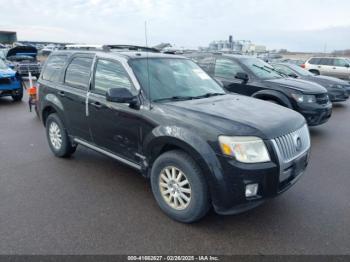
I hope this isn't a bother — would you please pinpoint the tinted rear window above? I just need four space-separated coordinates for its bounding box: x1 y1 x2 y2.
42 55 67 82
319 58 334 66
309 58 321 65
65 57 93 89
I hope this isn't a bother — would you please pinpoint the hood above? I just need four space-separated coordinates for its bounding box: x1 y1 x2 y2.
156 94 305 140
6 46 38 58
313 75 350 86
0 68 16 78
263 77 327 94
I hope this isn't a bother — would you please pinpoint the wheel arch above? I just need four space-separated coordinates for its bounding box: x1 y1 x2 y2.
252 90 293 108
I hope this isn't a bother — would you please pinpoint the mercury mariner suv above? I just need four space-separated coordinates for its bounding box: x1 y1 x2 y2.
38 49 311 223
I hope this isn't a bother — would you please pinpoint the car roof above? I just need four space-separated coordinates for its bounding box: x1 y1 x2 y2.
187 52 255 60
50 50 186 60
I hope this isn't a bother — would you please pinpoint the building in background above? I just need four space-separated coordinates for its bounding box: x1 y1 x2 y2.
207 35 266 55
0 31 17 45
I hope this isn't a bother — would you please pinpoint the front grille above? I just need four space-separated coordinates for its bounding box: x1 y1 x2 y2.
315 93 329 105
18 64 40 73
0 78 11 85
272 124 310 163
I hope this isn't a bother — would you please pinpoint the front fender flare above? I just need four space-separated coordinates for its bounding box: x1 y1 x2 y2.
252 90 292 108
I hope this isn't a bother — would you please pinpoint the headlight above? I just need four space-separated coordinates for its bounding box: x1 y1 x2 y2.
329 84 344 89
291 93 316 103
218 136 270 163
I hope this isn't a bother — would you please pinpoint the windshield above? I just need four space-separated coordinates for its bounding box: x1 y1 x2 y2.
129 58 225 102
7 55 36 62
241 58 283 80
288 64 313 76
0 59 8 70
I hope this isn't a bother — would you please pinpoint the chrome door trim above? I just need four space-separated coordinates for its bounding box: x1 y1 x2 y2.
74 138 142 170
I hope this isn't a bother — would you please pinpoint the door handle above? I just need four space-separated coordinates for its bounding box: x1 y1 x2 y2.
90 101 103 109
318 66 322 68
58 91 65 97
333 67 336 69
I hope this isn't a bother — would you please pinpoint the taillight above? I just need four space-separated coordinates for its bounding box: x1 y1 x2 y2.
301 64 305 68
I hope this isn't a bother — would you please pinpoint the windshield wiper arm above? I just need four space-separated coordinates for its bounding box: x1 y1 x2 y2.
193 92 225 99
153 96 196 102
252 64 272 73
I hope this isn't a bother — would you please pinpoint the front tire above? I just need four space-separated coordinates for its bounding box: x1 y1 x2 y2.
46 113 76 158
151 150 210 223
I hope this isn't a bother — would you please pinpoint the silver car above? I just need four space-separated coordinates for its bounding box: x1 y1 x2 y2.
304 57 350 81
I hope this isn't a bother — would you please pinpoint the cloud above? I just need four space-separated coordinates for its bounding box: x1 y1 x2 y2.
0 0 349 51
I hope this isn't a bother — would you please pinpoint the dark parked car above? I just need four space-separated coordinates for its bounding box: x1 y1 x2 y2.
0 59 23 101
188 53 332 126
38 50 311 223
272 62 350 102
6 46 41 78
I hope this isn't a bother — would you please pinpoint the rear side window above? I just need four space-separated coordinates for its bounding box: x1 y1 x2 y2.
308 58 321 65
319 58 333 66
93 59 133 95
65 57 93 89
215 58 244 79
42 55 67 82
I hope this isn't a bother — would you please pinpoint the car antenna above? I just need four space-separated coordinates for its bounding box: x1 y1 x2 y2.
145 21 152 109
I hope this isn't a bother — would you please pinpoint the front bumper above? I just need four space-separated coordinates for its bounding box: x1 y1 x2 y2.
297 102 332 126
212 147 309 215
0 78 22 97
328 89 349 102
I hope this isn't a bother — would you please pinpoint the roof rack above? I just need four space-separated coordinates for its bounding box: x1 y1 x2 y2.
103 45 160 53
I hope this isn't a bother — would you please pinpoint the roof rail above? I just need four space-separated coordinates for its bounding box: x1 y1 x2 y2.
103 45 160 53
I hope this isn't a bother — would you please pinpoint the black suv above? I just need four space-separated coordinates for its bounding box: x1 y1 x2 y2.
188 53 332 126
38 50 311 223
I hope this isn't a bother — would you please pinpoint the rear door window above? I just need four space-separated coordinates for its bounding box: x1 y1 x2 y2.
42 55 67 82
319 58 333 66
214 58 244 79
65 57 93 89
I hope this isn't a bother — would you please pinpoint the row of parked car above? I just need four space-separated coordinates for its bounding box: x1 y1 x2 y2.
1 45 349 223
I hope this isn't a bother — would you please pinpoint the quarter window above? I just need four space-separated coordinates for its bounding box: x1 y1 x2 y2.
42 55 67 82
215 58 244 79
93 59 133 95
65 57 93 89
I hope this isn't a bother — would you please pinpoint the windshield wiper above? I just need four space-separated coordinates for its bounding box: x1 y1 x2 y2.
153 96 196 102
252 64 272 73
193 92 225 99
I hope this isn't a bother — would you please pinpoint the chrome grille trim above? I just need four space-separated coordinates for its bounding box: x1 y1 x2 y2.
271 124 310 164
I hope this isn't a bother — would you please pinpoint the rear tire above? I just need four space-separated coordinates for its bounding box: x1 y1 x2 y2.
150 150 210 223
46 113 76 158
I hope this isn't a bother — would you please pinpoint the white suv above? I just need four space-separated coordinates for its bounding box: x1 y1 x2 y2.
303 57 350 81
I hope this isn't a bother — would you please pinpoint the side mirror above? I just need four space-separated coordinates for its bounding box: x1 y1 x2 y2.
288 73 298 78
106 88 136 103
235 72 249 82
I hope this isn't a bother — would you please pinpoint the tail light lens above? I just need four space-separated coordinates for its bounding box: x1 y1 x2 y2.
301 64 305 68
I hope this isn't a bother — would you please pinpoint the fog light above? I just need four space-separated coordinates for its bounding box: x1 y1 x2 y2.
245 184 259 197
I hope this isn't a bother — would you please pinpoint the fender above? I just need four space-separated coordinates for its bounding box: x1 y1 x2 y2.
143 125 227 208
41 93 66 126
252 90 293 108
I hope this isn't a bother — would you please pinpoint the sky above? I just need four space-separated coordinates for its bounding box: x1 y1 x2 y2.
0 0 350 52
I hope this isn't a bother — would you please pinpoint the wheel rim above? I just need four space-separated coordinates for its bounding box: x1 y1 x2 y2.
159 166 191 210
49 121 62 150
